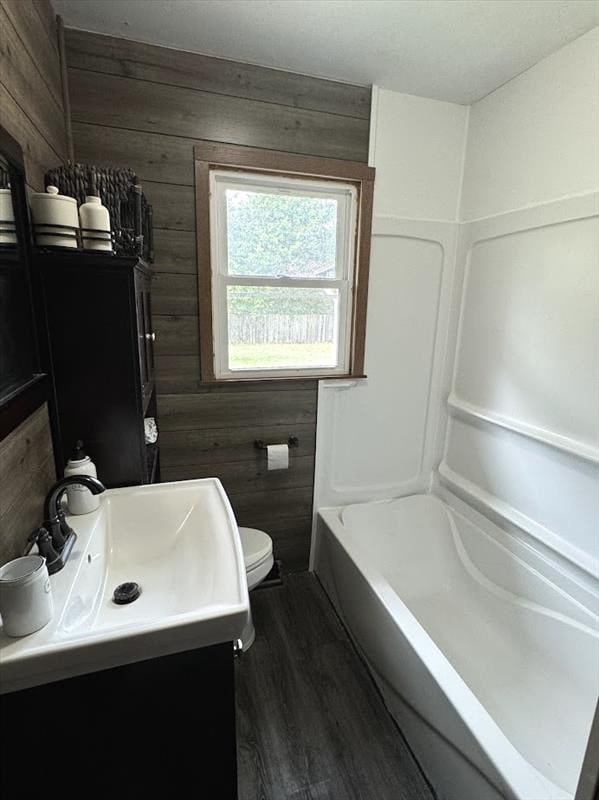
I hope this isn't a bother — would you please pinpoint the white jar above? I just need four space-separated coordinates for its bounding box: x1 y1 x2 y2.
64 441 100 515
79 195 112 251
0 188 16 244
30 185 79 248
0 555 53 637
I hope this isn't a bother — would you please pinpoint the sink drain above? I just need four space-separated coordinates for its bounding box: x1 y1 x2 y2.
113 582 141 605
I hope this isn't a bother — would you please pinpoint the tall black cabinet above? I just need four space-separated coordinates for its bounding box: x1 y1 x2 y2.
39 252 159 487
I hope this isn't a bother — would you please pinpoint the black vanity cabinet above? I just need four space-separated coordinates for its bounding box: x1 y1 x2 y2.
1 643 239 798
39 252 160 486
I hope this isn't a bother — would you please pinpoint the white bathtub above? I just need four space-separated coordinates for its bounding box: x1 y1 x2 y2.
314 494 599 800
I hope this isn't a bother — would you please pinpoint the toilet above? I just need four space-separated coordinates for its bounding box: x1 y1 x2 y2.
238 526 274 650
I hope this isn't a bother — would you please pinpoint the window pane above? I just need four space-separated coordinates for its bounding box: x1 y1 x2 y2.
227 286 340 371
226 189 338 279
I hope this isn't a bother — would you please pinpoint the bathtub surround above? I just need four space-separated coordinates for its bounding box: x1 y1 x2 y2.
0 0 68 562
64 29 371 572
313 88 468 513
436 25 599 587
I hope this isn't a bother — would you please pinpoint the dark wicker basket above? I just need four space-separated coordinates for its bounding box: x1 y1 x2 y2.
44 163 154 262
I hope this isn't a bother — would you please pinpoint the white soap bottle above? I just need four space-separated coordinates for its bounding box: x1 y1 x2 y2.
79 174 112 251
64 440 100 515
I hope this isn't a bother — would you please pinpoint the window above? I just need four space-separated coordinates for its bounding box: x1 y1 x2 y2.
195 143 375 381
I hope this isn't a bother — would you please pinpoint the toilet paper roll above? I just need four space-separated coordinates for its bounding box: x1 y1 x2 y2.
266 444 289 471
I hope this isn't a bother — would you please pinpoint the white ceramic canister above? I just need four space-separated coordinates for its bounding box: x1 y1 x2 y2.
79 195 112 251
0 188 17 245
30 185 79 248
0 555 53 637
64 440 100 515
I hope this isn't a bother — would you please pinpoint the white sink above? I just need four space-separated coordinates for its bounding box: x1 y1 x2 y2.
0 478 249 693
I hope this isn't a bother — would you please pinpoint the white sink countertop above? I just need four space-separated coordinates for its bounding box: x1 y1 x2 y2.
0 478 249 694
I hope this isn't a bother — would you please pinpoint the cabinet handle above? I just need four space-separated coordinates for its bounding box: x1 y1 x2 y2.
145 333 156 342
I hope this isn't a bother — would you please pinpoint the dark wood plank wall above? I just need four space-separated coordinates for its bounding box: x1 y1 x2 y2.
0 405 55 562
0 0 66 563
65 29 371 571
0 0 67 191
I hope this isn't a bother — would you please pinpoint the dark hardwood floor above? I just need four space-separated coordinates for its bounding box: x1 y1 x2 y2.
236 573 435 800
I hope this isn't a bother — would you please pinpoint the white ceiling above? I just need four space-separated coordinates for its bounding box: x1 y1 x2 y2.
53 0 599 104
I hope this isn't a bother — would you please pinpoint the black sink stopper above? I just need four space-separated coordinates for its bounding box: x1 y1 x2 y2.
112 582 141 605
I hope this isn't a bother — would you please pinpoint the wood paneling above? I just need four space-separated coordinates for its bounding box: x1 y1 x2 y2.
69 68 370 163
160 422 316 465
66 29 370 572
0 84 56 191
153 315 199 356
0 0 67 189
152 229 196 274
65 29 371 120
0 401 52 516
72 122 196 186
161 455 315 493
155 354 207 393
158 389 317 431
0 6 65 157
142 182 195 230
2 0 63 108
152 272 198 316
0 0 66 562
227 487 315 528
0 404 55 563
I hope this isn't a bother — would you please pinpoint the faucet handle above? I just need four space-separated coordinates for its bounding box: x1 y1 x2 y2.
24 527 42 556
28 527 61 565
37 527 61 565
24 527 61 565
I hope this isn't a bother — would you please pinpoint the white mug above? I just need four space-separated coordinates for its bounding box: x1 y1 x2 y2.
0 555 53 637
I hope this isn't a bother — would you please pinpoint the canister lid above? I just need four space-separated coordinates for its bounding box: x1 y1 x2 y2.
30 186 77 204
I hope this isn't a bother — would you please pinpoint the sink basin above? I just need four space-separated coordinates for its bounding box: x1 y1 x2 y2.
0 478 249 693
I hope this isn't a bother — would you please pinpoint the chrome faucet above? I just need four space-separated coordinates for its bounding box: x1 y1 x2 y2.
33 475 106 572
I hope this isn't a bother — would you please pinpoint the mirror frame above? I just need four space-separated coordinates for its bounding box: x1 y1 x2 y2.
0 124 50 441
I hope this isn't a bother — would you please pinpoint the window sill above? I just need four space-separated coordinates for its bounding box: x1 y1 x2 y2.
200 373 367 387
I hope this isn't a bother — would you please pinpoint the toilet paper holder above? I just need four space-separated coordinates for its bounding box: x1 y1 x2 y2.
255 436 298 450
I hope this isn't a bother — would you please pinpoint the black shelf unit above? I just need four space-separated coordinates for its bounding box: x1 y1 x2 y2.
38 250 160 487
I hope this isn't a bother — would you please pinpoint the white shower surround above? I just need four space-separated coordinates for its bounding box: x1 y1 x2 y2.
312 27 599 800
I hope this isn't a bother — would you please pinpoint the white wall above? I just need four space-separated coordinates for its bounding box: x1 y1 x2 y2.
372 89 467 221
436 27 599 581
312 88 468 522
461 27 599 220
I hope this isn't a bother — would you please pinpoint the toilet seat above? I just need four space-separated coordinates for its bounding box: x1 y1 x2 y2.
239 527 274 592
239 527 273 571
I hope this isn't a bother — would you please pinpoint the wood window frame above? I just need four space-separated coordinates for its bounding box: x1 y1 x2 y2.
194 141 375 382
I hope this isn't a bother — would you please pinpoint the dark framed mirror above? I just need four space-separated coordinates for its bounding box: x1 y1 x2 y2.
0 124 46 416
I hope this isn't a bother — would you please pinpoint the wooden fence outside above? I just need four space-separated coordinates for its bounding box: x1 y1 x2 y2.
229 314 334 344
